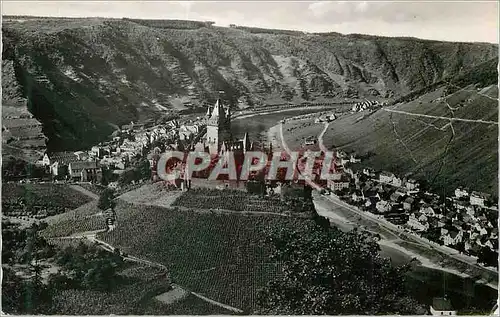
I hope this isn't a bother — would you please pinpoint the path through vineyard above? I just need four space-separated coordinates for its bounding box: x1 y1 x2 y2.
68 184 100 200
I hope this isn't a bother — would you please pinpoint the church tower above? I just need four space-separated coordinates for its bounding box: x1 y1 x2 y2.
206 99 231 154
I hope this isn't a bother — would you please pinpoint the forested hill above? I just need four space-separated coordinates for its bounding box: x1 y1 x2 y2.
2 16 498 153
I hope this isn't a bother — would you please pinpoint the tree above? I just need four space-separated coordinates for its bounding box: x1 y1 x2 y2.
257 222 426 315
136 159 151 180
97 188 116 211
477 247 498 268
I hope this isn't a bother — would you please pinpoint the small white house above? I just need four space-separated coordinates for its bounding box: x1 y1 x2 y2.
405 178 419 191
470 192 490 207
379 171 395 184
392 177 403 187
454 187 469 198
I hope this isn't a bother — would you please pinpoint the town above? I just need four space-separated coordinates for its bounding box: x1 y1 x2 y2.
3 98 498 271
2 6 498 315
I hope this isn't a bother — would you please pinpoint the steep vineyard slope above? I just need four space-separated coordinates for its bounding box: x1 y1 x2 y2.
2 16 498 154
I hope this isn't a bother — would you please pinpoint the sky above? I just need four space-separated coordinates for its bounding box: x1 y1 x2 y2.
2 1 498 43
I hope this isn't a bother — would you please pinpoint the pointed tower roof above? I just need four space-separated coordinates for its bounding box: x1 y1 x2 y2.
206 105 212 117
211 99 226 119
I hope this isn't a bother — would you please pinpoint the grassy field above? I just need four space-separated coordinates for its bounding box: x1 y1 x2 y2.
97 204 307 312
231 107 339 145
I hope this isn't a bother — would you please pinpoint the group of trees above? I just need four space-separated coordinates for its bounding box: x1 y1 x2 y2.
2 156 46 180
117 159 151 186
257 220 427 315
2 221 126 315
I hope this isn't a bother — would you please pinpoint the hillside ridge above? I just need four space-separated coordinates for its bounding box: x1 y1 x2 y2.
2 16 498 155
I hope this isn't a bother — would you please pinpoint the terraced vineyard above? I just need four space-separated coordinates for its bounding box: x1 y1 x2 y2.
172 188 289 214
98 205 309 312
2 183 93 208
41 215 107 238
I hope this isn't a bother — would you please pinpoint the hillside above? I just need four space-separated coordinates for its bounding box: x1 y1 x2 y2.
2 16 498 155
320 77 498 195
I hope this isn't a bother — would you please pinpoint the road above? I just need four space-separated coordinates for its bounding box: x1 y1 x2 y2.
317 122 330 153
384 108 498 125
69 184 100 200
277 113 498 281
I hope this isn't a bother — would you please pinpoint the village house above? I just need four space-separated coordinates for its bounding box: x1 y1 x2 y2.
335 150 348 159
349 154 361 164
470 191 490 207
91 146 104 158
379 171 395 184
390 191 405 203
68 161 100 182
392 176 403 187
49 162 67 178
403 197 415 211
454 187 470 199
376 200 392 213
443 229 463 246
407 212 429 232
362 168 376 177
404 178 419 191
351 190 364 202
328 178 350 191
42 151 79 167
74 151 88 160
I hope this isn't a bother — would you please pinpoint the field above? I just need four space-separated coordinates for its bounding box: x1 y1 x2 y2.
97 204 308 312
41 215 107 238
231 107 336 145
172 188 289 214
118 183 182 208
2 183 92 208
77 183 107 196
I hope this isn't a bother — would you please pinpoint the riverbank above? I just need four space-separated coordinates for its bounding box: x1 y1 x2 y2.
261 118 498 292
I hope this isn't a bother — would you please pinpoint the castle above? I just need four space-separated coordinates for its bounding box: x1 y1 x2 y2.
204 99 252 155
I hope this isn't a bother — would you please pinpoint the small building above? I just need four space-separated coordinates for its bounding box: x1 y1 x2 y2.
44 151 79 166
403 197 415 211
392 177 403 187
330 180 350 191
430 297 456 316
470 191 490 207
405 178 419 191
68 161 99 182
379 171 395 184
454 187 470 199
443 229 463 246
407 213 428 232
376 200 392 213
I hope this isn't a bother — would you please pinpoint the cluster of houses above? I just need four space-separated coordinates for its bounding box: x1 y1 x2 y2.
324 151 498 260
36 120 181 183
351 100 387 112
314 113 337 123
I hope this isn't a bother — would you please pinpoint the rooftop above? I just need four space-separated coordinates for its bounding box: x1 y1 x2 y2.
432 298 454 311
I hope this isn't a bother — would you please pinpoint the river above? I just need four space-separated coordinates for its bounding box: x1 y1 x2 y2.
234 111 498 313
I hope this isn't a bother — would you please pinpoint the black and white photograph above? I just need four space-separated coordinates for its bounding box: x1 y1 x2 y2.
1 1 499 315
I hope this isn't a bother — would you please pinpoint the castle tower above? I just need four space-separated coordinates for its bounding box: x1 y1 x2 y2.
206 99 231 154
242 132 250 153
205 104 212 118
